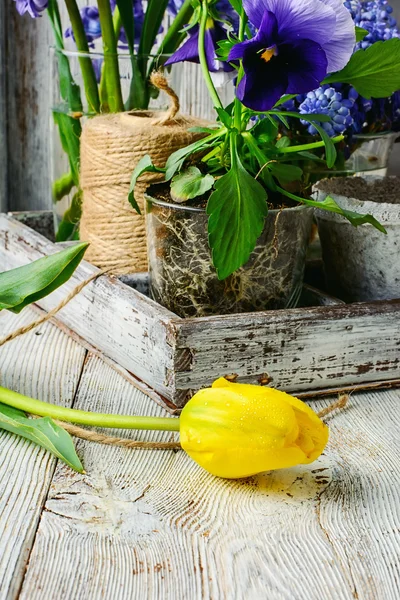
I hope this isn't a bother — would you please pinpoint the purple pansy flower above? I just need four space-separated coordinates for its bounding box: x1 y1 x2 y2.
165 20 234 73
229 0 355 111
13 0 48 18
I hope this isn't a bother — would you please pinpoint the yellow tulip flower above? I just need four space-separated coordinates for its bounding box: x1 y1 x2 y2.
180 377 329 479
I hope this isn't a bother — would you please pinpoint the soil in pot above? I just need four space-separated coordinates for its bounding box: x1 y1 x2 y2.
314 175 400 303
145 184 314 318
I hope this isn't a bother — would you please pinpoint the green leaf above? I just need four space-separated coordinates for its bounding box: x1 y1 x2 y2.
53 112 82 187
128 155 165 212
215 107 233 128
47 0 83 112
310 121 337 168
0 403 83 472
115 0 135 53
277 186 387 233
275 136 291 149
272 94 297 109
251 117 278 142
324 38 400 98
165 129 226 181
0 242 89 313
55 191 82 242
227 0 242 13
269 163 303 183
355 26 368 42
52 171 74 204
171 167 215 202
138 0 170 58
306 195 387 233
207 134 268 280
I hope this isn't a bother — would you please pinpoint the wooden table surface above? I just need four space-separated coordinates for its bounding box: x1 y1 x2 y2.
1 307 399 600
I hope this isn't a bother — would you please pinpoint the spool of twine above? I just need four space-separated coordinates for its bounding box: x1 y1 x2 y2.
79 73 210 275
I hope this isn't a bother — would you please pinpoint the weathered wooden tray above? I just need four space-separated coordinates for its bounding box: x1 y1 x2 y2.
1 212 400 409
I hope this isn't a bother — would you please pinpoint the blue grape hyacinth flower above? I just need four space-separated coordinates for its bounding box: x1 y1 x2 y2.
228 0 355 112
299 85 356 136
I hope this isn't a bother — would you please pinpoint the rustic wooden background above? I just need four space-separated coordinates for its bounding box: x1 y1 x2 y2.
1 0 400 214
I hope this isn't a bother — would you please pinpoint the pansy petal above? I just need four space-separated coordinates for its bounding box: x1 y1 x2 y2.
242 0 269 29
253 0 336 48
229 11 278 61
284 40 328 93
165 28 201 66
237 57 288 111
319 0 356 72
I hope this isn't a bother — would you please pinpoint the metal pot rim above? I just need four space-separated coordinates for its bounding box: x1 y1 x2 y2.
145 193 313 215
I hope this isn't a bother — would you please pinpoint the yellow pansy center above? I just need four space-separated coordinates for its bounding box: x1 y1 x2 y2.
206 17 215 29
261 45 278 63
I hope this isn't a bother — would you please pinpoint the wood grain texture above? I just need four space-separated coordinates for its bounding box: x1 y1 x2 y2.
17 350 400 600
0 214 179 398
0 308 87 600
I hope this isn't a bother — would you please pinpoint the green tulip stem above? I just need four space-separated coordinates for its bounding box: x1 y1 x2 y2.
97 0 124 113
0 386 181 432
198 0 223 111
63 0 100 113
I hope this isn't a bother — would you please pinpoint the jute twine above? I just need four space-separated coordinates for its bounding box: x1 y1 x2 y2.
0 269 106 348
79 72 210 275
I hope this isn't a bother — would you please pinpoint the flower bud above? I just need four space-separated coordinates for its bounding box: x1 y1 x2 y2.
180 378 329 479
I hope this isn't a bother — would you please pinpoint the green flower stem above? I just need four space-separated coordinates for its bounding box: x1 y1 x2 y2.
198 0 223 110
64 0 100 113
97 0 124 113
277 135 344 153
233 10 247 132
0 386 181 432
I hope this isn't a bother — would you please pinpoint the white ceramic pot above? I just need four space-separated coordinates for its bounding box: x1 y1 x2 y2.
313 175 400 302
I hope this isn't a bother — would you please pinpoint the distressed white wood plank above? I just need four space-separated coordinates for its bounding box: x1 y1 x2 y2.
18 354 400 600
0 308 87 600
173 302 400 402
0 214 178 398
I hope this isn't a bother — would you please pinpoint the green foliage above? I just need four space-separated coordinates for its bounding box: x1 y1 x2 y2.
171 167 215 202
0 403 83 472
207 134 268 280
324 38 400 98
277 187 386 233
355 26 368 42
303 195 387 233
128 155 166 213
53 112 82 188
269 163 303 183
0 243 88 313
52 171 74 204
55 191 82 242
165 129 227 180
